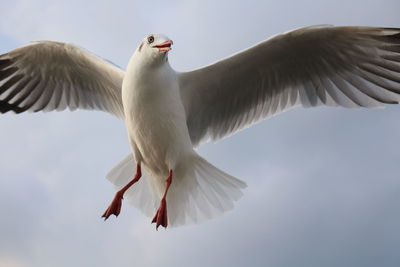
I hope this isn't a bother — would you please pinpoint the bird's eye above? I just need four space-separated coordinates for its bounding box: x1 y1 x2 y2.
148 36 154 44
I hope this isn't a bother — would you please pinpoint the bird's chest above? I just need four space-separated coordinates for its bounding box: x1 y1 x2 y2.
130 88 179 143
122 69 190 168
125 71 181 129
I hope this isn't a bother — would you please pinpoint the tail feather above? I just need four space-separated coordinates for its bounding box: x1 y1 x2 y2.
106 154 246 227
107 154 135 187
107 154 158 217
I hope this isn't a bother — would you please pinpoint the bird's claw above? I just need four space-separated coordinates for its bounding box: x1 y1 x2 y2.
102 192 123 220
152 198 168 230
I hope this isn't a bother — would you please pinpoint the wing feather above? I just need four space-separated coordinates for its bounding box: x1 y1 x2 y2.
0 41 124 117
179 26 400 146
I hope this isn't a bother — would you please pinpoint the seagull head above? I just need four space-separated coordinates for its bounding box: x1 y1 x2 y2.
148 34 173 53
136 34 173 63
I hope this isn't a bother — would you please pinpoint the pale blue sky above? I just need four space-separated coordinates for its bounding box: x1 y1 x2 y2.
0 1 400 266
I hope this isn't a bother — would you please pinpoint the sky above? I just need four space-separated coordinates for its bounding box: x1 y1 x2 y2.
0 0 400 266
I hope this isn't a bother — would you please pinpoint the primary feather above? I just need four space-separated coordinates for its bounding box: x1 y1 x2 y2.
0 41 124 117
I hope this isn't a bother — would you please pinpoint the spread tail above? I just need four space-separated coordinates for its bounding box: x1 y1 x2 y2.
106 154 246 227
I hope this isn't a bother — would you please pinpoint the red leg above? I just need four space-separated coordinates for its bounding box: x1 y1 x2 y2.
102 163 142 220
152 169 173 230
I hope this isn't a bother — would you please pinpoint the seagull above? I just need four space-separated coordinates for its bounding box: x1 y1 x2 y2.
1 25 400 229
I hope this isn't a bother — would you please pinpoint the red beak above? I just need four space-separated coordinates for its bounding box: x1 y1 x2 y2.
153 40 173 52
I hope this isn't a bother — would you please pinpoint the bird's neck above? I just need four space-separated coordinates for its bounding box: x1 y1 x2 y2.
128 50 170 72
126 51 175 89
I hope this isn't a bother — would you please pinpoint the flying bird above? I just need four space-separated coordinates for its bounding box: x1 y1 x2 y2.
1 25 400 229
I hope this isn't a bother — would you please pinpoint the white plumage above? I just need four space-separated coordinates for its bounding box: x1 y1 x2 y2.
1 25 400 228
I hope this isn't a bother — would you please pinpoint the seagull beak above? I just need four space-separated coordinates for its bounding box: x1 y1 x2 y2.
153 40 173 52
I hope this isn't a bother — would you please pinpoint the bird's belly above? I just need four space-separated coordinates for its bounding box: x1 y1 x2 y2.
125 96 192 175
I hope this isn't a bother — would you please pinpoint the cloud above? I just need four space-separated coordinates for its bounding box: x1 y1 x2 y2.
0 256 27 267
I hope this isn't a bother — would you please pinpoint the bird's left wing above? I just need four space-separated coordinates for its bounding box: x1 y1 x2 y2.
0 41 124 118
179 26 400 146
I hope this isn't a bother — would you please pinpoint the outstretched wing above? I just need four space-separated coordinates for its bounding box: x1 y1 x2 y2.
0 41 124 118
179 26 400 146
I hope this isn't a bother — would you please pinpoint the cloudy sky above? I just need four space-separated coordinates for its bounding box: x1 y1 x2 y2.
1 0 400 266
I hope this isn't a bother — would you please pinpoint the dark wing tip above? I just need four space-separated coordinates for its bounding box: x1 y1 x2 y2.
0 66 18 81
373 28 400 44
0 100 27 114
384 28 400 39
0 58 13 71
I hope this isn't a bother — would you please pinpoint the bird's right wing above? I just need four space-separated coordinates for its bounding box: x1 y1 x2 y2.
179 26 400 146
0 41 125 118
